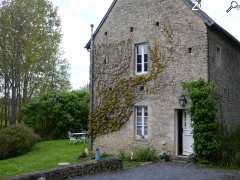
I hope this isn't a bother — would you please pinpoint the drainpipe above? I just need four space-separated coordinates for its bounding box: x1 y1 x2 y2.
89 24 94 150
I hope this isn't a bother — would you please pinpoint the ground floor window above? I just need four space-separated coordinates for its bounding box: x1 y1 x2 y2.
135 106 148 138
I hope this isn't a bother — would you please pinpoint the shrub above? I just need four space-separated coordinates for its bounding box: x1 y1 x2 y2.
22 90 89 139
0 125 40 160
118 151 131 161
221 127 240 167
132 147 159 162
234 152 240 167
159 152 170 162
183 80 222 164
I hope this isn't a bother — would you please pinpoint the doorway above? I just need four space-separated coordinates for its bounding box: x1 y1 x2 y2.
176 109 193 156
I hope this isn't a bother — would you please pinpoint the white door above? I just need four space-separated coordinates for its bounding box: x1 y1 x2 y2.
182 111 194 156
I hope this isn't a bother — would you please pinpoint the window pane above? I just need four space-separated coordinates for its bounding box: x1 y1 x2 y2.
144 117 148 125
137 55 142 63
144 107 148 116
137 64 142 72
137 127 142 136
144 63 148 72
137 117 142 125
136 107 141 116
144 54 148 62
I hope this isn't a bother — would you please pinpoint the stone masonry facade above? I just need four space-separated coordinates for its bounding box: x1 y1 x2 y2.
208 28 240 133
89 0 240 156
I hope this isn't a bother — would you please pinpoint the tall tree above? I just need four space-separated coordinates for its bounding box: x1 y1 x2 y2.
0 0 69 126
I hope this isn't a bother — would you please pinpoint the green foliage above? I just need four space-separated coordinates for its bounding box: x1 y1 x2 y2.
118 151 131 161
78 151 88 159
0 140 85 178
22 90 89 139
159 152 170 162
132 147 159 162
0 125 40 160
0 0 70 126
234 152 240 167
183 80 222 164
220 127 240 167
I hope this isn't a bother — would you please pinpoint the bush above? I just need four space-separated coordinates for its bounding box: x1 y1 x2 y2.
221 127 240 167
132 147 159 162
234 152 240 167
118 151 131 161
0 125 40 160
183 80 222 164
22 90 89 139
159 152 170 162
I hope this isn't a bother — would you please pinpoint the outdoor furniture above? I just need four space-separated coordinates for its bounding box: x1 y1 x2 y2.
68 131 87 144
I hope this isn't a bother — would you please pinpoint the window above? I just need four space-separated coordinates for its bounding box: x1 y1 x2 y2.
216 46 222 66
216 46 221 59
135 44 148 74
135 106 148 138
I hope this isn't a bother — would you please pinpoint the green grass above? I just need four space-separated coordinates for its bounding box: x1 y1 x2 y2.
0 140 85 178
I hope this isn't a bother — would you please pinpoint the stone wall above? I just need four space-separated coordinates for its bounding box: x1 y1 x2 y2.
93 0 208 156
208 27 240 133
8 158 122 180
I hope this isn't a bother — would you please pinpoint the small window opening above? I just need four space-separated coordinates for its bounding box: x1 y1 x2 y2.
130 27 134 32
139 86 144 92
188 48 192 53
103 58 107 64
155 21 159 27
104 31 108 36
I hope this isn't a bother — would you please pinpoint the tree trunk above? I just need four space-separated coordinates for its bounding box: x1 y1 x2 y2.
10 80 17 125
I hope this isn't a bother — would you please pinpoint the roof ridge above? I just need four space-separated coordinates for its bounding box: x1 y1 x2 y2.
85 0 240 49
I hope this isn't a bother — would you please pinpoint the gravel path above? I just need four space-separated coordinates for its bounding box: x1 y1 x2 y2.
71 162 240 180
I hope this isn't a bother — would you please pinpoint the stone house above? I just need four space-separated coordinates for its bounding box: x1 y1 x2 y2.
85 0 240 157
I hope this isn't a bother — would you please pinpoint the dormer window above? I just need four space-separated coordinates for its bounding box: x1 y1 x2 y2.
135 43 148 75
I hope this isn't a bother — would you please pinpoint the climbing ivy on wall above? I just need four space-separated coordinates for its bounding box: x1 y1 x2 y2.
89 43 164 139
89 20 174 140
183 80 223 164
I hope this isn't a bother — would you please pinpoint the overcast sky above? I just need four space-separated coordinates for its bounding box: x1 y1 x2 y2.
50 0 240 89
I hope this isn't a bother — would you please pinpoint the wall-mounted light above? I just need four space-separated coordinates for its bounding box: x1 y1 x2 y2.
178 95 187 108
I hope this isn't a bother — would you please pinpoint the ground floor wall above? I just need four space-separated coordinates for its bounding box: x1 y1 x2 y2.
94 87 192 157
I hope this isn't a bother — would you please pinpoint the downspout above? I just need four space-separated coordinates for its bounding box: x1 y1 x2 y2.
89 24 94 150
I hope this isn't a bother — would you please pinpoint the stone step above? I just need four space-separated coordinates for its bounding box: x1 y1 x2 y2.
172 156 188 163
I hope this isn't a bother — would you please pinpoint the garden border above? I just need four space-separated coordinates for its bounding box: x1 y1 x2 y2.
7 158 122 180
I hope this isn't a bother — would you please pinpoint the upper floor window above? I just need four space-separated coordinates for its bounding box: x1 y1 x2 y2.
216 46 222 59
135 43 148 74
215 46 222 67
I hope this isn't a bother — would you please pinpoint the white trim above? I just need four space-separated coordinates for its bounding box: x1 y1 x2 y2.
135 106 148 139
135 44 148 75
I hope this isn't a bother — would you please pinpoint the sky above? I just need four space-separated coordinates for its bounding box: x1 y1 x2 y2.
50 0 240 89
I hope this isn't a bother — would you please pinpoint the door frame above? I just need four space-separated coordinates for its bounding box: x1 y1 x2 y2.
175 109 194 157
175 109 183 156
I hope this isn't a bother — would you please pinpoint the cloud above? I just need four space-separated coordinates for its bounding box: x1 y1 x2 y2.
51 0 113 89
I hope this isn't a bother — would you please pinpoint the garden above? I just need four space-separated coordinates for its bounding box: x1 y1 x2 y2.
0 90 89 178
0 140 85 178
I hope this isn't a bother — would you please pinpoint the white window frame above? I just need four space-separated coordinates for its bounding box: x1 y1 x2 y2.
135 106 148 139
135 43 149 75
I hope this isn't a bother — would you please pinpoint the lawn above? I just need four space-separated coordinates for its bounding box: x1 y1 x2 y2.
0 140 85 178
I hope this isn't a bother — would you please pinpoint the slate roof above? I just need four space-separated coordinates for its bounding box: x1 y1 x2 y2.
85 0 240 49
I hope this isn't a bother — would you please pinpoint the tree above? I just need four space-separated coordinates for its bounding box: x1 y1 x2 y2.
22 90 89 139
0 0 70 126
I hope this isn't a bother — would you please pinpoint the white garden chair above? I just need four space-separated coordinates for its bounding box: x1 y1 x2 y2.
68 131 78 144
